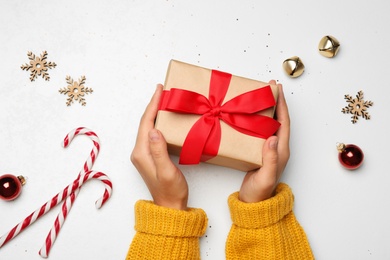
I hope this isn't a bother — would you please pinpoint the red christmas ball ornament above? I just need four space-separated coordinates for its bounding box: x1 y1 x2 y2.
0 174 26 201
337 143 364 170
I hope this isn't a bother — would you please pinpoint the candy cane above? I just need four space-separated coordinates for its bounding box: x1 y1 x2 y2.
0 170 112 249
39 127 101 258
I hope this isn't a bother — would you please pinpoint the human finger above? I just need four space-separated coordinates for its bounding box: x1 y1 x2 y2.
136 84 164 142
269 79 277 85
148 129 178 179
259 136 279 179
131 85 163 177
275 84 290 149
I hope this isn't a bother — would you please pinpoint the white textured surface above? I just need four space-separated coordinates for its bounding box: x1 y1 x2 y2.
0 0 389 259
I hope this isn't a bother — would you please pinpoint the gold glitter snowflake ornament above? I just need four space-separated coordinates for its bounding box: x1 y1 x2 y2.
21 51 57 81
341 91 373 124
59 76 93 106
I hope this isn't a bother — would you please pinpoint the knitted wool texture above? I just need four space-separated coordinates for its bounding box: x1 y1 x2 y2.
226 183 314 260
126 183 313 259
126 200 208 260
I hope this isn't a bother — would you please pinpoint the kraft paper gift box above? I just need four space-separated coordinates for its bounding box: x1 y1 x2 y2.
155 60 280 172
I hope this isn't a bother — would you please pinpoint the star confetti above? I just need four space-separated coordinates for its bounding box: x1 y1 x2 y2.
59 76 93 106
341 90 373 124
21 51 57 81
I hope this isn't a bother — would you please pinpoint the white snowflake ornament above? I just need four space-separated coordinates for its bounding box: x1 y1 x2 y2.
341 90 373 124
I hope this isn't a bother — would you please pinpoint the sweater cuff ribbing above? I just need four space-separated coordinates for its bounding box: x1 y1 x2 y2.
134 200 208 238
228 183 294 229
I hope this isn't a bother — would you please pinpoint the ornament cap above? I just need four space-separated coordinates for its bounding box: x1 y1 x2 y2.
336 142 346 153
17 175 26 186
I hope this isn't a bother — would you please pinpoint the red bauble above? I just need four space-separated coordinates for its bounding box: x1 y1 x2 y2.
337 143 364 170
0 174 25 201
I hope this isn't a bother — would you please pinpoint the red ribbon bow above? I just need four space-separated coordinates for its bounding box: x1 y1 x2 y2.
159 70 281 164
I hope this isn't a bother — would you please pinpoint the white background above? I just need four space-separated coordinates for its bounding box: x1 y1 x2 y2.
0 1 389 259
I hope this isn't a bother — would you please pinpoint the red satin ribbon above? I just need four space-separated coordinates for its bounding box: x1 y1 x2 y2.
159 70 281 164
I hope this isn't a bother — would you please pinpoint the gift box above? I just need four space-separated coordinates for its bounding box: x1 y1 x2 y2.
155 60 280 172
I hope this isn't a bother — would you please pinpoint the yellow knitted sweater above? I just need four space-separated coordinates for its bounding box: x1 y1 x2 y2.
126 183 313 259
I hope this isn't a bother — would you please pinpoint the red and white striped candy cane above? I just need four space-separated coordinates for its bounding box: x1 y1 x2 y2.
39 127 101 258
0 170 112 249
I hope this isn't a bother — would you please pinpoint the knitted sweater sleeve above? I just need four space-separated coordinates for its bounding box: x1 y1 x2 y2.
126 200 208 260
226 183 314 260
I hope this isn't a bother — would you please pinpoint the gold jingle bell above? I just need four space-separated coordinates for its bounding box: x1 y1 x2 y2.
282 56 304 78
318 35 340 58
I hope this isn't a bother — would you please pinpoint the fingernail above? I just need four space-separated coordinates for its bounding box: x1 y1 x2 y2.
269 138 278 149
149 129 160 141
